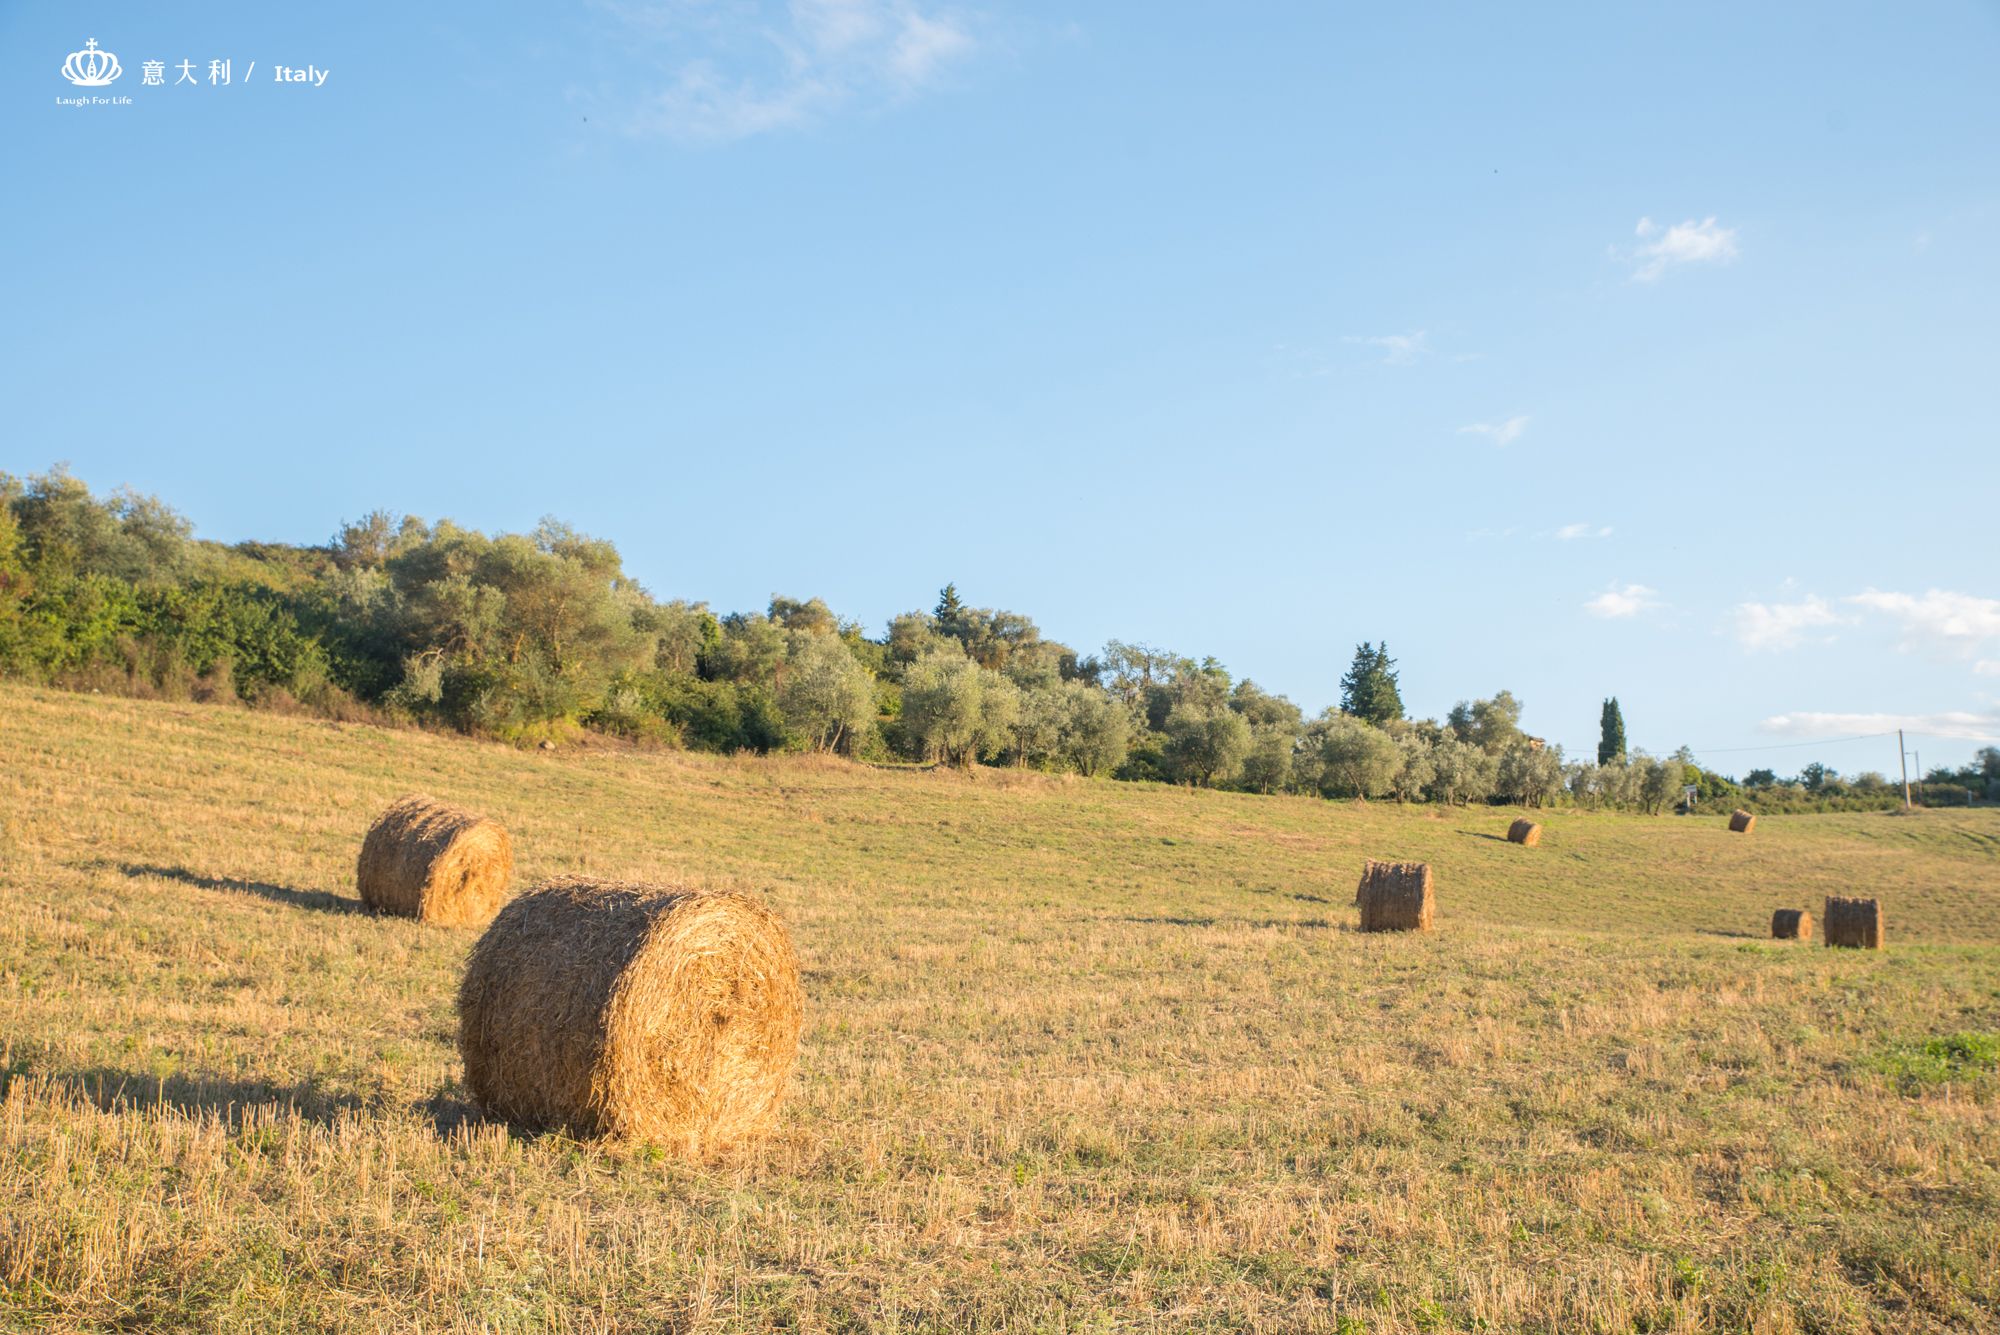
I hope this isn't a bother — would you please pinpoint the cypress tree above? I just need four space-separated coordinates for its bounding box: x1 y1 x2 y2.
1599 698 1627 765
1339 642 1404 725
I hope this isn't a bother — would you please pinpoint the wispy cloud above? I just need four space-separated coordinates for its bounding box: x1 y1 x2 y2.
1760 710 2000 743
1732 595 1846 651
1846 588 2000 656
1552 522 1613 540
1459 415 1528 446
1631 216 1739 281
1344 331 1428 364
1978 661 2000 676
604 0 978 142
1584 583 1663 619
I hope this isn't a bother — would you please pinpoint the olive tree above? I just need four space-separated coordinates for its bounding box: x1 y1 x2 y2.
900 651 1016 766
1306 714 1399 800
778 630 875 754
1636 753 1686 815
1007 685 1067 766
1058 682 1130 776
1566 760 1600 808
1165 706 1252 787
1389 732 1436 803
1497 743 1567 808
1426 733 1495 806
1239 722 1297 793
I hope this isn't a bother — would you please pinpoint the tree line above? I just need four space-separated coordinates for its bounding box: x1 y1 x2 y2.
8 465 1950 812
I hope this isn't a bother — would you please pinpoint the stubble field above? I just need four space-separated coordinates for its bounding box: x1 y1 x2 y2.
2 683 1998 1333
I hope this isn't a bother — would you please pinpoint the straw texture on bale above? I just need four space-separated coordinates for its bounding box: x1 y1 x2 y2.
1729 809 1756 833
1356 859 1434 933
1771 908 1812 941
356 793 513 926
1823 896 1884 950
1506 818 1542 847
457 875 803 1152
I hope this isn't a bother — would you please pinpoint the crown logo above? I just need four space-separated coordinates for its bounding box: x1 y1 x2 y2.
62 39 122 86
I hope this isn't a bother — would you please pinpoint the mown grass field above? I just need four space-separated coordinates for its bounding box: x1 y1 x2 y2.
3 682 1998 1333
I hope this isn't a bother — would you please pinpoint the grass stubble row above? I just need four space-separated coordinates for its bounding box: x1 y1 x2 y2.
1 684 1997 1332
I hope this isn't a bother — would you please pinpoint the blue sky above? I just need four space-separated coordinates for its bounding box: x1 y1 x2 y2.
5 0 1998 777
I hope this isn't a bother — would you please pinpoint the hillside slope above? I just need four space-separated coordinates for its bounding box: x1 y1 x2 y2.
3 684 1998 1332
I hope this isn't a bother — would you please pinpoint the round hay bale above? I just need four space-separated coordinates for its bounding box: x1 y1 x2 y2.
1356 859 1434 933
457 875 803 1152
1823 895 1884 950
1506 818 1542 847
356 793 512 926
1771 908 1811 940
1728 809 1756 833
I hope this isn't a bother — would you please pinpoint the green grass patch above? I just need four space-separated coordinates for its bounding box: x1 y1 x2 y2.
1877 1030 2000 1091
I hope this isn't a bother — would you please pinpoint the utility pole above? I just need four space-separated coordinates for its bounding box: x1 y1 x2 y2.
1899 729 1912 810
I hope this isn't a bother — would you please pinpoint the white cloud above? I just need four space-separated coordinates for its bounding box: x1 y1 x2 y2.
1846 588 2000 655
1732 595 1846 651
1979 661 2000 676
1459 415 1528 446
1552 523 1612 540
1631 216 1739 281
1760 710 2000 743
1344 331 1428 364
607 0 978 142
1584 583 1664 618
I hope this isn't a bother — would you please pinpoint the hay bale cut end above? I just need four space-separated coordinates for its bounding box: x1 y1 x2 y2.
1823 896 1884 950
1771 908 1812 941
1356 859 1434 933
1506 818 1542 847
356 793 512 926
457 875 803 1154
1728 809 1756 833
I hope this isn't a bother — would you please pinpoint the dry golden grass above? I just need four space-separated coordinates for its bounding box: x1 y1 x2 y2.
3 683 1998 1332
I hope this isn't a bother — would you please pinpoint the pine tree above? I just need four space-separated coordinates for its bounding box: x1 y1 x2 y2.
1598 698 1627 765
1339 642 1404 725
934 583 965 627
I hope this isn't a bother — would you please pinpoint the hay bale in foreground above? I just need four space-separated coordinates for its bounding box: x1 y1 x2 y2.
1356 859 1434 933
1823 896 1884 950
356 793 512 926
1729 809 1756 833
457 875 803 1152
1506 818 1542 846
1771 908 1812 941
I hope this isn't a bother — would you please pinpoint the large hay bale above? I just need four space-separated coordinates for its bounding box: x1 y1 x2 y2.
457 875 803 1152
1728 809 1756 833
1771 908 1812 941
1823 896 1884 950
1506 818 1541 847
1356 859 1434 933
356 793 513 926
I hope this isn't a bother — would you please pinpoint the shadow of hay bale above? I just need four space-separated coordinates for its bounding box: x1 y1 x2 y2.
116 862 366 915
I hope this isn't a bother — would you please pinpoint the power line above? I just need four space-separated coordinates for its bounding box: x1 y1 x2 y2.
1687 732 1895 755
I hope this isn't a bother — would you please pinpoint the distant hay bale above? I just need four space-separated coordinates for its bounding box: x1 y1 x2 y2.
1356 859 1434 933
356 793 512 926
1771 908 1812 941
1729 809 1756 833
1823 896 1884 950
1506 818 1541 847
457 875 803 1153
